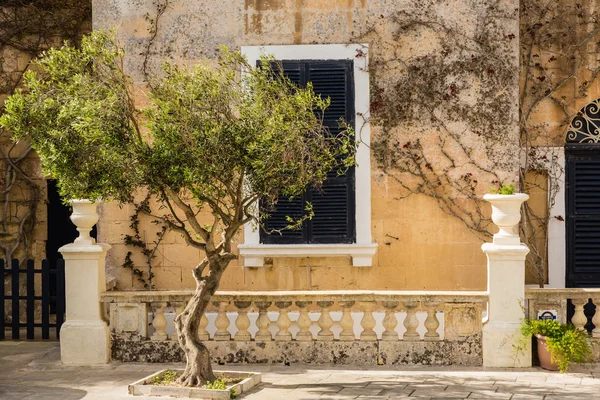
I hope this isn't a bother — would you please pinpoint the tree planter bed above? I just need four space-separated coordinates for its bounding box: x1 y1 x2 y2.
128 369 261 399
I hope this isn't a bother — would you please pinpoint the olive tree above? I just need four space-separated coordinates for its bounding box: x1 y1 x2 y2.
0 31 354 385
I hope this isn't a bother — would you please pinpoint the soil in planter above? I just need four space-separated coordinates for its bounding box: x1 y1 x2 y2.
153 369 243 389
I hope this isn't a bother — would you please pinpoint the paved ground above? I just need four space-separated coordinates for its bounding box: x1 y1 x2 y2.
1 341 600 399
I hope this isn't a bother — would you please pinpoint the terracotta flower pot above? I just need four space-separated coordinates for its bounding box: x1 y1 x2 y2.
535 334 559 371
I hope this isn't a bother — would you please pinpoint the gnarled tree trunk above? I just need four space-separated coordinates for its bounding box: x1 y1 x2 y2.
174 257 229 386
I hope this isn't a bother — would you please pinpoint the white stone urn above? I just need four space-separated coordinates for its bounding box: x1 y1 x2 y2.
70 199 100 245
483 193 529 245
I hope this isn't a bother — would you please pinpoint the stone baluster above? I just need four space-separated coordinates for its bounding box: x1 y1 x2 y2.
275 301 292 341
170 302 186 341
424 301 441 341
317 301 334 341
234 301 252 341
198 313 210 341
571 298 588 331
213 301 231 341
338 301 356 341
593 298 600 338
150 302 168 341
402 301 420 341
295 301 313 341
360 301 377 340
381 301 399 341
254 301 272 341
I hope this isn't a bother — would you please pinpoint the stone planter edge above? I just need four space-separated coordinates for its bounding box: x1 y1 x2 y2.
128 369 261 398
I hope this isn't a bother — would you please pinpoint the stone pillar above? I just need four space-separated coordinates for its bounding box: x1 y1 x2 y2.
59 200 111 365
482 193 531 368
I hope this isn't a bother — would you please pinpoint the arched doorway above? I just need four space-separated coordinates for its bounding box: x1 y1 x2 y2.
565 98 600 287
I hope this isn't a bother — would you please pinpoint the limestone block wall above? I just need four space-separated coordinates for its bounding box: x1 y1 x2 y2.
94 0 520 292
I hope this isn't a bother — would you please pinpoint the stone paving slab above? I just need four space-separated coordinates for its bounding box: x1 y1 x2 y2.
2 341 600 399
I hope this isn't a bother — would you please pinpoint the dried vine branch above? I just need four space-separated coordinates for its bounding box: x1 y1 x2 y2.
122 193 167 289
519 0 600 286
361 0 598 286
360 1 517 242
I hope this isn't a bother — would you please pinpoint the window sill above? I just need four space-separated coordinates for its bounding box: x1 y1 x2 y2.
238 243 378 267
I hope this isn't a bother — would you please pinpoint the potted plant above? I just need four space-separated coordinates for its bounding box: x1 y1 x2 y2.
520 318 593 372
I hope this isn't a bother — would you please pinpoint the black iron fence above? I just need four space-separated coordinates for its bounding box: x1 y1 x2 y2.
1 259 65 340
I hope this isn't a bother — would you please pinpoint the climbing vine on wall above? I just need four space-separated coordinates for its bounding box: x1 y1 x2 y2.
357 1 518 241
0 0 91 263
120 0 170 286
122 193 167 289
358 0 600 286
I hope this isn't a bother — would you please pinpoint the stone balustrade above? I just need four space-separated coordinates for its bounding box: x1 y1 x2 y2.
102 290 487 366
526 288 600 336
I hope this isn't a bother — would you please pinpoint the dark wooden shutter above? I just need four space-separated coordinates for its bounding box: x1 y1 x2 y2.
260 60 355 244
261 61 307 243
566 146 600 287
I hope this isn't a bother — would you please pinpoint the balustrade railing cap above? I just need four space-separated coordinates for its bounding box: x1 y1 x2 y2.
100 290 489 304
525 287 600 299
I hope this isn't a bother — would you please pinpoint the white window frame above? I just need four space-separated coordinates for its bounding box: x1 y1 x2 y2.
238 44 377 267
522 146 565 288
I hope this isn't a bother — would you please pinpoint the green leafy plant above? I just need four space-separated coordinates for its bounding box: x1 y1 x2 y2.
203 377 239 397
153 369 179 386
204 378 228 390
0 30 355 386
520 319 594 372
489 183 516 195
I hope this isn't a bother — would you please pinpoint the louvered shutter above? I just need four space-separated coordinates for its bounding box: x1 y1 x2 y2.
566 149 600 287
261 61 307 244
260 60 355 244
307 62 355 243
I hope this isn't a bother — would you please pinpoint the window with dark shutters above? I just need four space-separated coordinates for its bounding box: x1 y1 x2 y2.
566 149 600 287
260 60 356 244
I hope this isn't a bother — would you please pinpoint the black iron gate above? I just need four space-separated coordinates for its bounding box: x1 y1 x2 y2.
0 258 65 340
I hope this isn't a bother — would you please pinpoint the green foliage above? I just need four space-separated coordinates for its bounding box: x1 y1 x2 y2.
489 183 516 195
0 31 355 241
204 378 228 390
520 319 594 372
0 31 141 202
153 369 179 385
0 30 356 380
204 377 241 397
145 48 355 212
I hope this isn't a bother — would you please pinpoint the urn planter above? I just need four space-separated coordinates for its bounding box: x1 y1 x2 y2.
483 193 529 245
69 199 100 245
128 369 261 399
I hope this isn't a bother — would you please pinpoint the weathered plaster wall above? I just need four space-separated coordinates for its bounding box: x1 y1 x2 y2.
94 0 520 292
111 333 483 366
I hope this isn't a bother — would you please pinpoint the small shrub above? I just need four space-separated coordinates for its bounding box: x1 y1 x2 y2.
520 319 594 372
153 369 179 386
204 378 228 390
489 183 516 195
